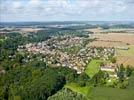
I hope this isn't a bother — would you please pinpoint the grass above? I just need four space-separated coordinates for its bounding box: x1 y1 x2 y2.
91 86 134 100
85 60 102 78
64 83 91 97
127 71 134 89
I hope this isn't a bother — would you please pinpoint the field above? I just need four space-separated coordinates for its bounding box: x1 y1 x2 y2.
85 60 102 78
91 87 134 100
89 33 134 47
86 28 134 66
116 45 134 66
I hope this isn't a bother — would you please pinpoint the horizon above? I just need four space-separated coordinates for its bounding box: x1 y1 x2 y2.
1 20 134 23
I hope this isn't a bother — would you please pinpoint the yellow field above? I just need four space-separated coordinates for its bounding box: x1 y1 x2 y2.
116 45 134 66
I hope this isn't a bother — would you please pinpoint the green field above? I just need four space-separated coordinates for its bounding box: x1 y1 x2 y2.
85 60 102 78
64 83 91 97
91 87 134 100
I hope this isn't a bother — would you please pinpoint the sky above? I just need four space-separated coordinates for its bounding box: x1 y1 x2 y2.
0 0 134 22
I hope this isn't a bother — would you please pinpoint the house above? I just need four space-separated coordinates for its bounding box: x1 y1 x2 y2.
100 64 118 78
100 66 115 72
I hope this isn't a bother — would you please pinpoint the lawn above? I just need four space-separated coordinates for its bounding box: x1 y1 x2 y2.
64 83 91 97
85 60 102 78
91 87 134 100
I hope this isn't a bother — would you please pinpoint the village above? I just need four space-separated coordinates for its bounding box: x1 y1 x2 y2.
17 35 115 74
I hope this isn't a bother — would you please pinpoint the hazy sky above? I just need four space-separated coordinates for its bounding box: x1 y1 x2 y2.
0 0 134 22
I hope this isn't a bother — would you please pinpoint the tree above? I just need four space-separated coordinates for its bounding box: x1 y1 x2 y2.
91 71 106 86
126 65 132 77
117 64 125 82
77 72 90 86
110 57 116 63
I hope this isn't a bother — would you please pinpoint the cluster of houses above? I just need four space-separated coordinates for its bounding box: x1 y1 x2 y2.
17 36 115 74
100 63 118 78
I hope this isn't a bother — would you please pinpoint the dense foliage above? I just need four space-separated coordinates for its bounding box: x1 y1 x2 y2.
0 66 78 100
48 88 87 100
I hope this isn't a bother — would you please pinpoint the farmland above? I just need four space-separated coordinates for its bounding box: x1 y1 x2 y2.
89 33 134 47
116 45 134 66
86 28 134 66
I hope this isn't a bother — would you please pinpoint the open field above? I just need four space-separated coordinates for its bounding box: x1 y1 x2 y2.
86 28 134 66
116 45 134 66
0 27 44 34
89 33 134 47
91 87 134 100
19 28 44 33
85 60 102 78
85 28 134 34
86 28 134 47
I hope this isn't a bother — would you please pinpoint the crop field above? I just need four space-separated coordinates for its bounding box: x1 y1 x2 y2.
89 33 134 47
116 45 134 66
86 28 134 67
85 60 102 78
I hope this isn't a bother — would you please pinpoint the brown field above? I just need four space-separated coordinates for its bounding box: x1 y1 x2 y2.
0 28 44 34
87 28 134 66
19 28 44 33
90 33 134 46
116 45 134 66
116 56 134 66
